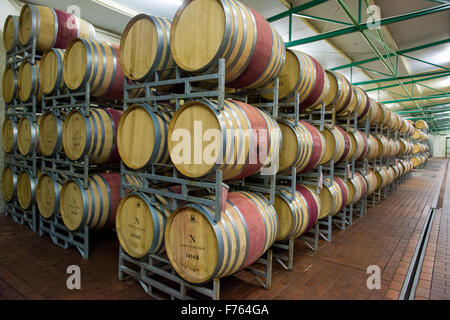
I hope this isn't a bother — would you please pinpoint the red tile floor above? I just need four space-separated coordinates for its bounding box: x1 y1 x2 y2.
0 159 449 300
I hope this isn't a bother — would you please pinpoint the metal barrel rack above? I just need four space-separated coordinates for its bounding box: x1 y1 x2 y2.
38 82 121 259
119 58 277 300
3 39 40 232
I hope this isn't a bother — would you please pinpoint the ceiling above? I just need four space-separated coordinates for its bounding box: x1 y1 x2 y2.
18 0 450 131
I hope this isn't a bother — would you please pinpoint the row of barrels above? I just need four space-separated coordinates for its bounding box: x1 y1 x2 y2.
1 108 122 163
2 37 125 103
1 155 415 285
2 100 417 183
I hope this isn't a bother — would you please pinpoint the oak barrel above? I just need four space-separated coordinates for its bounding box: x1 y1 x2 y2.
117 104 173 170
354 86 370 120
17 116 41 156
36 173 61 219
414 119 429 130
273 187 311 241
170 0 285 89
39 48 65 95
18 60 41 102
165 191 278 284
1 166 18 202
277 119 325 173
120 14 175 82
38 111 63 157
63 39 124 100
296 184 321 233
17 170 39 210
116 192 171 258
317 125 345 164
262 49 328 105
2 66 19 104
324 70 352 115
60 173 121 231
2 117 18 153
19 4 95 52
168 99 281 180
3 15 19 52
62 108 122 163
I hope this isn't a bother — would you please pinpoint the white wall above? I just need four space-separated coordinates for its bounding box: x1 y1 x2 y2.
432 134 450 158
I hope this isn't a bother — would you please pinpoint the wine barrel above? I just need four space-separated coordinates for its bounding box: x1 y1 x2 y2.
296 184 321 233
318 125 345 164
262 49 328 106
354 86 370 120
318 179 344 217
2 117 18 153
1 166 18 202
39 48 65 95
414 119 429 130
2 66 19 104
170 0 285 89
366 134 379 160
168 99 281 180
353 172 367 202
120 14 175 82
36 173 61 219
369 100 383 125
372 167 384 190
335 126 352 163
350 129 368 161
18 4 95 52
324 70 352 115
117 104 173 170
63 39 124 100
364 170 378 196
334 177 349 212
381 107 391 129
17 170 39 210
339 176 354 206
273 188 309 241
116 192 171 258
60 173 121 231
3 15 19 52
38 111 63 157
165 191 278 284
277 119 325 173
18 60 42 102
17 116 41 156
62 108 122 163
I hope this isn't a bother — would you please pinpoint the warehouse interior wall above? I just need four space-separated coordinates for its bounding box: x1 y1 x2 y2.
432 134 450 158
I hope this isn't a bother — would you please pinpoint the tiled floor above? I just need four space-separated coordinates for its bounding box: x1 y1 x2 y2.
0 159 449 300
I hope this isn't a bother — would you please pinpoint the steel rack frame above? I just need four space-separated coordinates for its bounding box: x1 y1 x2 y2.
39 214 89 259
118 246 273 300
38 82 121 258
5 38 40 67
3 42 40 231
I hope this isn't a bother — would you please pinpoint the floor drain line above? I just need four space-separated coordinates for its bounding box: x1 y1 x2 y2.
399 208 436 300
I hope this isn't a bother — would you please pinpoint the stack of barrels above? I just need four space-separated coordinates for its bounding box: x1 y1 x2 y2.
111 0 429 286
1 0 429 286
411 120 430 168
1 3 127 234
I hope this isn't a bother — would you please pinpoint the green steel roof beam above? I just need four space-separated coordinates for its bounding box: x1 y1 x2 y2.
357 64 393 77
382 93 450 104
267 0 330 22
331 38 450 71
335 0 426 116
352 70 449 85
292 13 353 26
284 3 450 47
416 82 448 94
399 109 450 115
398 103 450 112
365 73 450 91
400 53 450 71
